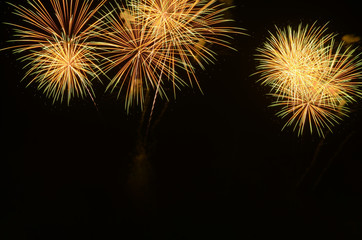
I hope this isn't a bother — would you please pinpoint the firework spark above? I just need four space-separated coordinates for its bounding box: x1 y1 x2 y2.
5 0 106 104
255 23 362 137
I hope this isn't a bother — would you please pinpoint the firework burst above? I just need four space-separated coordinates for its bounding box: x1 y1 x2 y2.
20 34 101 103
95 3 187 111
255 23 362 137
95 0 245 111
129 0 245 88
5 0 106 104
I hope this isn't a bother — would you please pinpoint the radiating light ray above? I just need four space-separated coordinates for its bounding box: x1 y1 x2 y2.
255 23 362 137
4 0 106 104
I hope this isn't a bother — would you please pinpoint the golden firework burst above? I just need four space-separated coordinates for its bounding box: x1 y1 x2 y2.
95 0 245 111
5 0 106 104
255 23 362 137
19 34 101 103
95 3 187 111
129 0 245 88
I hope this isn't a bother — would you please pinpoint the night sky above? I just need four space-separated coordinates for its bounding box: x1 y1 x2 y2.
1 0 362 239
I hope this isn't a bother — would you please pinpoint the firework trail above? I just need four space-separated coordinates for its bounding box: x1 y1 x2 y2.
5 0 106 104
255 23 362 137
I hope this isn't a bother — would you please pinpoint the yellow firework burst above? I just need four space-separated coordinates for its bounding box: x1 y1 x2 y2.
20 35 101 103
95 3 186 111
255 23 362 137
5 0 106 104
129 0 245 88
95 0 244 111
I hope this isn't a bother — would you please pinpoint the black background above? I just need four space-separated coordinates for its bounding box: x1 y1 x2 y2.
1 0 362 239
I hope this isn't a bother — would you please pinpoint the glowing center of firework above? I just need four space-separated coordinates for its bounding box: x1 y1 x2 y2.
161 10 170 19
65 58 73 68
63 50 75 69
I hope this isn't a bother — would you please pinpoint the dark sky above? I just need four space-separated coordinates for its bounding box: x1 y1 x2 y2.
1 0 362 239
